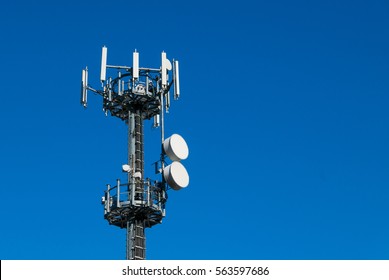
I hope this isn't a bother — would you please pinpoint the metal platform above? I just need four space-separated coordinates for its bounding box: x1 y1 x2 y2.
102 180 166 229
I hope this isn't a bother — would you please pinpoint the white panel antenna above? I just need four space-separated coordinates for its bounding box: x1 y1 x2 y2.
118 72 123 96
161 51 172 87
81 67 88 107
146 76 150 96
153 114 160 128
100 46 107 82
133 51 139 79
173 60 180 100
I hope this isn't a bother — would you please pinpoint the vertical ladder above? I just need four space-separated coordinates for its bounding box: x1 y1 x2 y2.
134 111 144 177
134 111 144 203
126 110 146 260
126 220 146 260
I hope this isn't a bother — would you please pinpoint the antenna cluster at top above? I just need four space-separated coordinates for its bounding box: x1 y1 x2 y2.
81 46 180 122
80 46 189 192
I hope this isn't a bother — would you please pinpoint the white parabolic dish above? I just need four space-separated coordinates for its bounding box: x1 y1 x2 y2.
163 134 189 161
163 161 189 190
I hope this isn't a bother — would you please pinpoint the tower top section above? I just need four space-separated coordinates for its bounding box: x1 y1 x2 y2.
81 47 180 121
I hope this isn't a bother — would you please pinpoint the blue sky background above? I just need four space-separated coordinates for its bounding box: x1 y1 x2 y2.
0 0 388 260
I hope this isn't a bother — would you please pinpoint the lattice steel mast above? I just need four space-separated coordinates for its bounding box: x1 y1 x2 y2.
80 47 189 260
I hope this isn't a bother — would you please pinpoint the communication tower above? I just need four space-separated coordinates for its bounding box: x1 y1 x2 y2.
80 47 189 260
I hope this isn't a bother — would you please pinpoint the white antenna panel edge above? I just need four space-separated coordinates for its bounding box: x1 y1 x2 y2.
133 51 139 79
100 46 107 82
173 60 180 99
81 68 88 106
161 52 172 86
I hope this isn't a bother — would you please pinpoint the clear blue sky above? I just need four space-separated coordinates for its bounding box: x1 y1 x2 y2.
0 0 388 260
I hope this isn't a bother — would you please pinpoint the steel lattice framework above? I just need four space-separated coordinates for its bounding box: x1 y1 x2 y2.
81 47 187 260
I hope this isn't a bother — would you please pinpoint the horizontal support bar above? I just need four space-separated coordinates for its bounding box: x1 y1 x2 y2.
106 64 160 72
